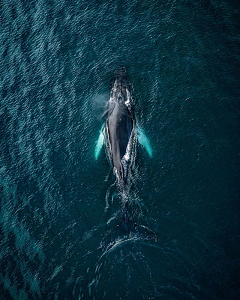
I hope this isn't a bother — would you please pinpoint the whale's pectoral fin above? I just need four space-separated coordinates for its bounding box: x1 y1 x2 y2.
135 126 153 157
94 126 105 160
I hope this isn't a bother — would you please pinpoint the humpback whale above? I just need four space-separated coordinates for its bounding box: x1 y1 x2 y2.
106 73 135 188
95 71 152 202
94 71 156 241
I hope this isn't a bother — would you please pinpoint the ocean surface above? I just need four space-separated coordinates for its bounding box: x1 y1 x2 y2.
1 0 240 299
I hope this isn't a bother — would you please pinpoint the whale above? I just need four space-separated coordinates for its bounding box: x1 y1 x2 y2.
94 71 155 240
95 71 152 196
106 73 135 188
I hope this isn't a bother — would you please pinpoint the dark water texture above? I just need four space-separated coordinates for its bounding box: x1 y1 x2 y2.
1 0 240 299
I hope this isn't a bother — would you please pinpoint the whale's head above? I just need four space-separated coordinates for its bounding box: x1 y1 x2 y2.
110 70 131 105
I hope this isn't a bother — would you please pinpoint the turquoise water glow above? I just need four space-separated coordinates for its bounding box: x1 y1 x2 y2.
0 0 239 299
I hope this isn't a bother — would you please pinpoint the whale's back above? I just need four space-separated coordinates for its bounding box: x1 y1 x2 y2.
107 102 133 177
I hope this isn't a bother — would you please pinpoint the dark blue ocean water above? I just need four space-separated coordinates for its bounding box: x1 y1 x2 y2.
1 0 240 299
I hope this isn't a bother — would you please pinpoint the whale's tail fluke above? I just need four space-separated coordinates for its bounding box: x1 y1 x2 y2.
100 189 157 252
100 218 157 253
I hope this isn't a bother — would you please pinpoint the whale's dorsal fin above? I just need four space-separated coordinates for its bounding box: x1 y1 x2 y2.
94 126 105 160
135 126 152 157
